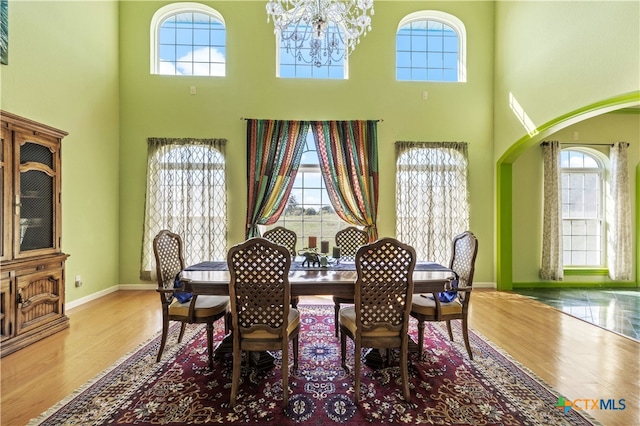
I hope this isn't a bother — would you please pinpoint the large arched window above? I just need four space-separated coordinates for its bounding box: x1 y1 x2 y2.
561 149 607 267
141 139 227 279
396 142 469 263
150 3 226 76
396 11 466 82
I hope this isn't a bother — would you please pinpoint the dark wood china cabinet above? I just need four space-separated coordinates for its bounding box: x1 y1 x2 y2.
1 111 69 357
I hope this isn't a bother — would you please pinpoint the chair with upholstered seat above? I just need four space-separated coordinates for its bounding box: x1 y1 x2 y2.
338 238 416 404
227 237 300 408
410 231 478 360
332 226 368 337
263 226 300 308
153 230 230 369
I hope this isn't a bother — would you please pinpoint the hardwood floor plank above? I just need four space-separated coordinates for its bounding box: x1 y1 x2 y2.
1 290 637 426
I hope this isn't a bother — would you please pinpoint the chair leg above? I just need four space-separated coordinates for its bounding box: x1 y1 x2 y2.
224 311 231 335
177 322 187 343
446 320 454 341
291 296 299 309
230 346 241 408
340 328 348 371
416 319 425 360
282 341 289 408
400 340 411 402
157 318 170 362
334 302 340 337
462 318 473 360
293 335 299 370
206 322 214 369
354 342 361 404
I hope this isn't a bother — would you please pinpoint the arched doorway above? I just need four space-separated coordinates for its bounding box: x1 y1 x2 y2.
496 92 639 290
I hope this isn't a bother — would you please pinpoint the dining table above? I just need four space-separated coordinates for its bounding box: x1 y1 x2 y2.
179 258 455 369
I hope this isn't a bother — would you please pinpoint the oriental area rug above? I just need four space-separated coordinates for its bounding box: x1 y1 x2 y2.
29 305 599 425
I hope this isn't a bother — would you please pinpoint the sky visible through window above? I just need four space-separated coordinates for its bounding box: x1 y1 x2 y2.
159 12 226 76
396 21 458 82
268 130 350 245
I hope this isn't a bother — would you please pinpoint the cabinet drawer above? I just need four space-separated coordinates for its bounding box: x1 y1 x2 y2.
13 260 64 277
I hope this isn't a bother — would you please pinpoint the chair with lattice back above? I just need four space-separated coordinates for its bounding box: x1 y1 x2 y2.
338 238 416 404
410 231 478 359
332 226 369 336
263 226 300 308
153 230 229 369
227 237 300 409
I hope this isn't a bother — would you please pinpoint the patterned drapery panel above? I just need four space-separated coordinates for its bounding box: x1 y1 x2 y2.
395 141 469 264
141 138 227 280
245 120 309 238
540 141 563 280
608 142 632 280
310 120 379 241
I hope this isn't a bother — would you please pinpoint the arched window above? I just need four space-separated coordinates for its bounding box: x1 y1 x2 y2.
396 11 466 82
561 149 607 266
396 142 469 263
150 3 226 76
141 139 227 279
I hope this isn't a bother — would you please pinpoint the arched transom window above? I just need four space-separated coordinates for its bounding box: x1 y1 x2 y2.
150 3 226 76
396 11 466 82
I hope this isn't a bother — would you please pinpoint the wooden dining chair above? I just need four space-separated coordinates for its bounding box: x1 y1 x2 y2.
332 226 368 337
153 230 230 369
263 226 300 308
410 231 478 359
338 238 416 404
227 237 300 408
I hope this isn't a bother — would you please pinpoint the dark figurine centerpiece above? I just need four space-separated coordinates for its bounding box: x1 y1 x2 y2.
298 248 330 267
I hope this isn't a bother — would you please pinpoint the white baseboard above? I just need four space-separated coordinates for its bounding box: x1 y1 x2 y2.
66 284 156 311
473 282 497 289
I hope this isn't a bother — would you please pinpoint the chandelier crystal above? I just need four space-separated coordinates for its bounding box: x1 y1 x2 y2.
266 0 374 67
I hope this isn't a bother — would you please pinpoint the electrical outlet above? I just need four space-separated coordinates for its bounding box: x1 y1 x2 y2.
75 275 83 287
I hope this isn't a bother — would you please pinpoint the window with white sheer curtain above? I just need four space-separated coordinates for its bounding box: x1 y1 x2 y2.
140 138 227 280
542 142 632 281
395 141 469 264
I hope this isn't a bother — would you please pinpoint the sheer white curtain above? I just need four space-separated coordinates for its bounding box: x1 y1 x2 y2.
140 138 227 280
608 142 632 280
540 141 563 280
395 142 469 264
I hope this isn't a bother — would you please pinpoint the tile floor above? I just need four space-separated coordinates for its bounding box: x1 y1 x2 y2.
514 288 640 341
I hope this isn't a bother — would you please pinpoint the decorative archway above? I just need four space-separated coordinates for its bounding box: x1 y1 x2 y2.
496 91 640 290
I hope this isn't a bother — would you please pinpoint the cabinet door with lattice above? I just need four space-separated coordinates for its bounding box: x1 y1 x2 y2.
13 130 62 259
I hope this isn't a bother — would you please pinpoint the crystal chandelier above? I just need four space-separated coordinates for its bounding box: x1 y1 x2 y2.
266 0 374 67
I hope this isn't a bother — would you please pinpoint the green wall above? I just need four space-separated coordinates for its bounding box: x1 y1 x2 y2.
0 1 120 303
493 1 640 159
117 1 496 286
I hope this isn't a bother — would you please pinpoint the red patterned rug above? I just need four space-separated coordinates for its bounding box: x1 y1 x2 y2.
29 305 599 425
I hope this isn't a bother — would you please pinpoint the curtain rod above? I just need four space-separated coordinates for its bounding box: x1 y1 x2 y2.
240 117 383 122
541 142 629 147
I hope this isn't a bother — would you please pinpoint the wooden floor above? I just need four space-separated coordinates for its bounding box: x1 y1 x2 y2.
1 290 638 426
